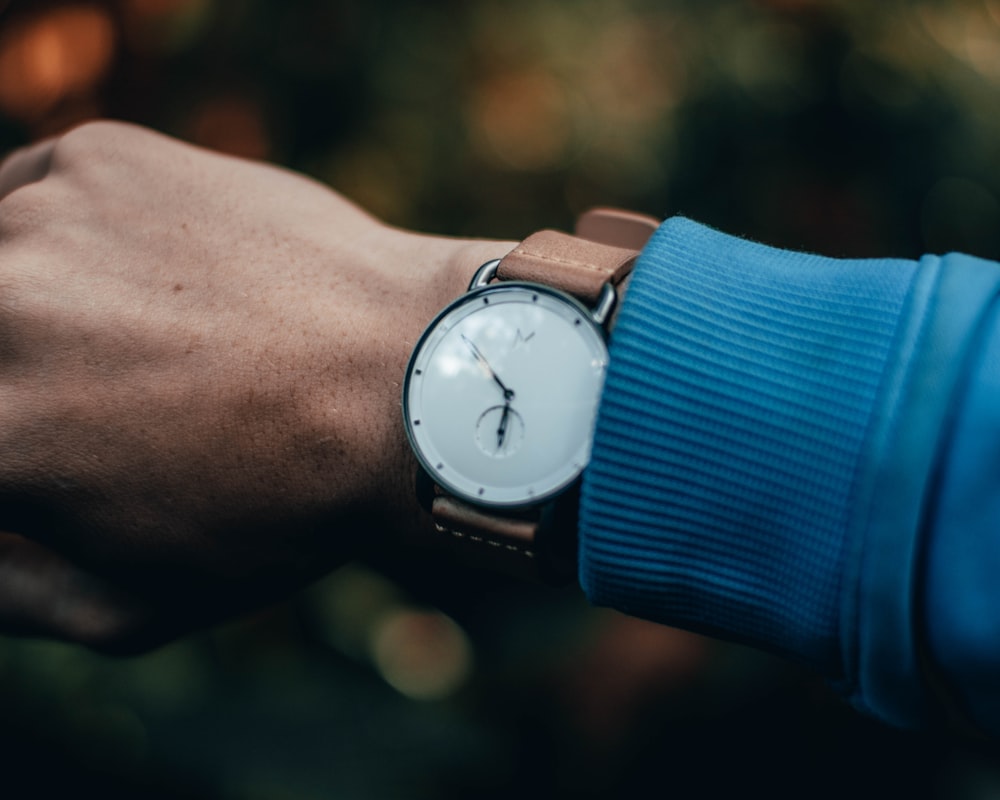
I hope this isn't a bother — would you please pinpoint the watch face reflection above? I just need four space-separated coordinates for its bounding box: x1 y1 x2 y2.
403 283 608 509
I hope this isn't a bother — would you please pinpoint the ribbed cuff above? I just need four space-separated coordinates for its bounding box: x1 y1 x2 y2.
579 218 917 676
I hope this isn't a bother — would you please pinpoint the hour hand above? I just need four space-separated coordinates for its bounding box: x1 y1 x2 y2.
497 402 510 449
461 334 514 400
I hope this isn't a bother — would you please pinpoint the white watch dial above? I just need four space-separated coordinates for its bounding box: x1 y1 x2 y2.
403 283 609 508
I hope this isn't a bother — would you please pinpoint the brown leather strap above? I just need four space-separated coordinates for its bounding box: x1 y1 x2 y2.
432 493 538 549
496 230 639 304
430 492 544 582
427 481 578 584
575 207 661 250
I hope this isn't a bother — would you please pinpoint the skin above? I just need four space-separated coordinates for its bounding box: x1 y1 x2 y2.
0 121 514 652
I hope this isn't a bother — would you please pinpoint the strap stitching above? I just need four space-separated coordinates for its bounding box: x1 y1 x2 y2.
510 246 621 276
434 523 536 558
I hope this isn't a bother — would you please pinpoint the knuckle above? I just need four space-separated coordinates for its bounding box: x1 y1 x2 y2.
50 120 148 170
46 568 156 652
0 142 38 174
0 181 58 238
70 603 151 653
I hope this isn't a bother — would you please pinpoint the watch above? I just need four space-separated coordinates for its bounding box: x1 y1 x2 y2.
402 208 660 584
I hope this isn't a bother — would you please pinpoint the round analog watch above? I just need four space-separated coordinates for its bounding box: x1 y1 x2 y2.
402 209 660 583
404 267 610 509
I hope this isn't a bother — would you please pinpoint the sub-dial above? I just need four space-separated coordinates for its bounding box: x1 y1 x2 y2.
475 405 525 458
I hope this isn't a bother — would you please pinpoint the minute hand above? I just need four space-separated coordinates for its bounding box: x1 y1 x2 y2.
461 334 515 400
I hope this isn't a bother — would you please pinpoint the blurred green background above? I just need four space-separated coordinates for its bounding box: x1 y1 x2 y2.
2 0 1000 797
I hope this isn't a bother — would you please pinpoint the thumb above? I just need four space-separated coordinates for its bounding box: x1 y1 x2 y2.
0 138 56 200
0 531 151 651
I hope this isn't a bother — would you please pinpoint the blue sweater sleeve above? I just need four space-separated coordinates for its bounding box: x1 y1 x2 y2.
579 217 1000 731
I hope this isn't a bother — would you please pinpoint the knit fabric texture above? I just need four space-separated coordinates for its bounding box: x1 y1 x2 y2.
579 217 917 673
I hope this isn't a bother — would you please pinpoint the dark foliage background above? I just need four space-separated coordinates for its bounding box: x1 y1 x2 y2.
1 1 1000 797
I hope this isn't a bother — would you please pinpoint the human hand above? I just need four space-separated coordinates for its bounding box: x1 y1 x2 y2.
0 121 513 651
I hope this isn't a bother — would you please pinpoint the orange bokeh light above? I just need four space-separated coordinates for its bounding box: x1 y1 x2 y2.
468 69 572 171
0 5 116 123
187 96 271 161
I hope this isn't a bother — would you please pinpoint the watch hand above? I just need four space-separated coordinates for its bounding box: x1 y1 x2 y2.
461 334 515 400
497 401 510 449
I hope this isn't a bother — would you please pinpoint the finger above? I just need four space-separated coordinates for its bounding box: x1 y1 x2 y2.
0 138 56 200
0 531 150 649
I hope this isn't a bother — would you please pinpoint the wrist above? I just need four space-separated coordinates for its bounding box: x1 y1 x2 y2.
334 227 518 546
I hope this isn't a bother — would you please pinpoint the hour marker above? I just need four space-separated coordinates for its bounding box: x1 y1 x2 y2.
532 294 538 302
436 462 444 470
478 488 485 496
415 369 422 375
483 297 489 305
575 318 582 326
527 488 535 496
414 420 421 425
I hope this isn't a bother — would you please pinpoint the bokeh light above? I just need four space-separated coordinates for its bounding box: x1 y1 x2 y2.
370 608 473 701
186 94 271 160
0 5 115 123
468 68 572 171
